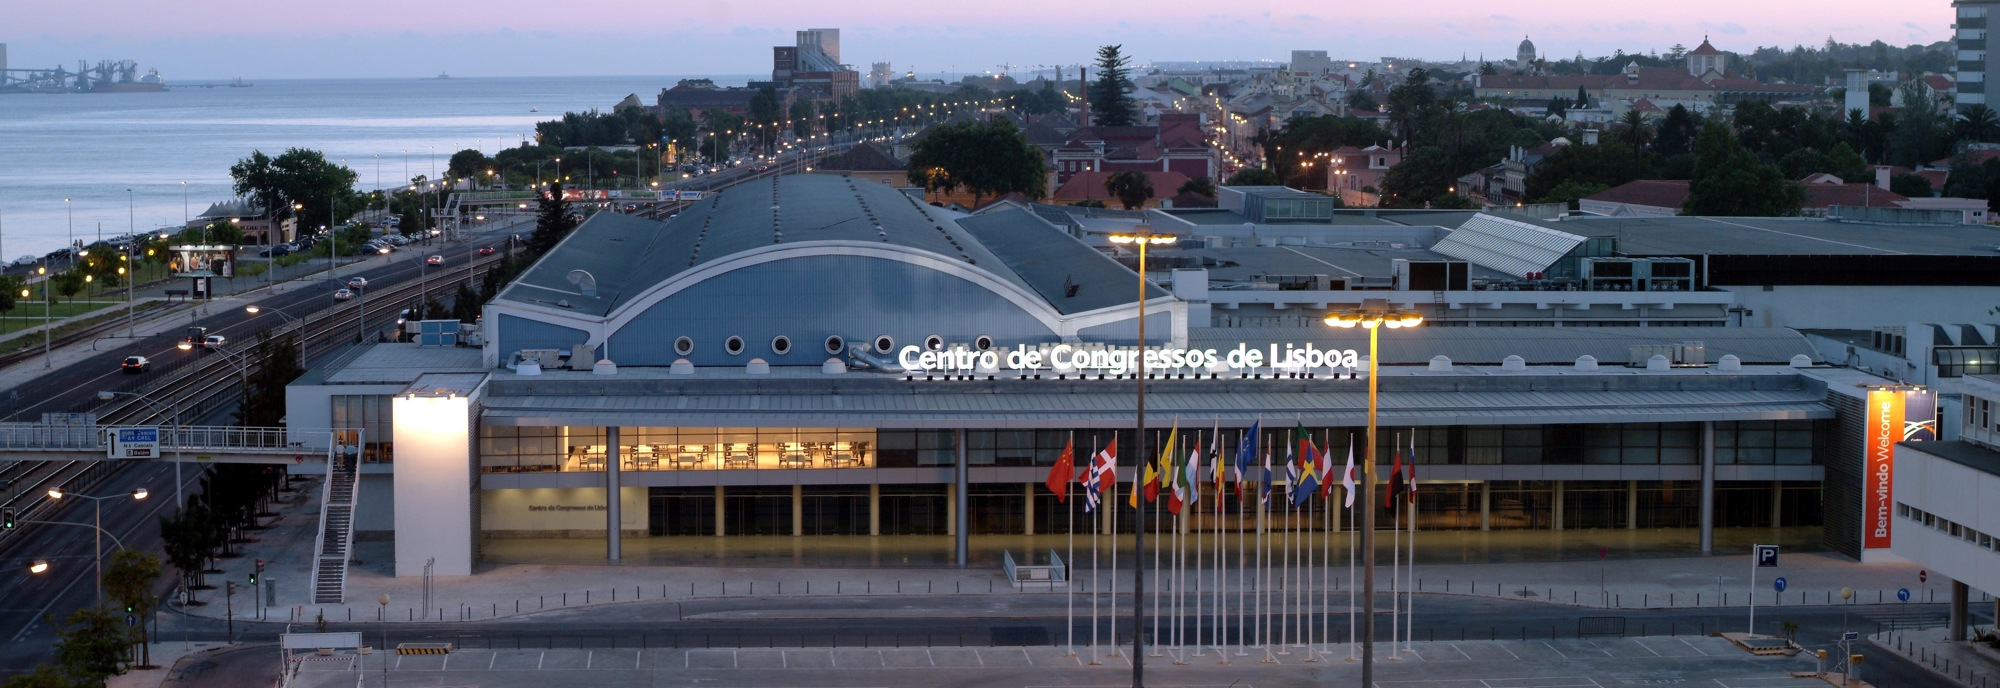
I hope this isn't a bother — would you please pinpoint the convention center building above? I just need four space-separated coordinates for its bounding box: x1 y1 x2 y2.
287 174 1958 577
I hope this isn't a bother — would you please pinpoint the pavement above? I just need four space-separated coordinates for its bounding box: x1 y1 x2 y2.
1872 623 2000 687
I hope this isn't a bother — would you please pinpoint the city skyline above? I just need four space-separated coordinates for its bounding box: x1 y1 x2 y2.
4 0 1956 79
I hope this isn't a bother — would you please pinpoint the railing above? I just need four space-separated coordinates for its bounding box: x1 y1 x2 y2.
1002 549 1067 590
0 423 334 455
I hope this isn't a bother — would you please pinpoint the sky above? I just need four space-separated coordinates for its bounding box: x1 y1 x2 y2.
3 0 1957 80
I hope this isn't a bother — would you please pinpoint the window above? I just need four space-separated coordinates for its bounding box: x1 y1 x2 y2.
1899 503 1911 518
331 395 395 463
1933 347 1999 378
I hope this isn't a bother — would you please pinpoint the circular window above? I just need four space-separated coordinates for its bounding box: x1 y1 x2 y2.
924 335 944 351
824 335 846 355
874 335 895 354
771 336 792 355
724 336 745 356
974 335 994 351
674 336 694 356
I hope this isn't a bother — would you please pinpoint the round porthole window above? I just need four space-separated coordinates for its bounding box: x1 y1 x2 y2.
974 335 994 351
874 335 895 354
674 336 694 356
725 336 745 356
824 335 846 355
771 336 792 355
924 334 944 351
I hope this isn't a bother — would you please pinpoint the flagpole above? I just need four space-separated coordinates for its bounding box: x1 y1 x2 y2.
1067 432 1077 657
1237 427 1248 658
1278 441 1292 656
1090 436 1100 666
1151 465 1163 659
1322 429 1334 661
1259 446 1271 663
1193 429 1204 660
1109 472 1119 659
1406 435 1417 656
1390 432 1401 661
1215 421 1229 663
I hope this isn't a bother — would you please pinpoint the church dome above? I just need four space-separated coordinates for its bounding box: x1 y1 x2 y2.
1516 36 1537 63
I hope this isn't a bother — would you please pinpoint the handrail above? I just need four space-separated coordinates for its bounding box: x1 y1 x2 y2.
310 441 336 602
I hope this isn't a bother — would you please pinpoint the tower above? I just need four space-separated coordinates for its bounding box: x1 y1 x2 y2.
1515 36 1536 66
1686 37 1726 78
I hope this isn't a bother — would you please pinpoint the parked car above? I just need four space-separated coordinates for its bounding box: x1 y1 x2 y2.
332 288 355 301
477 246 495 256
258 245 291 257
120 355 150 374
347 277 368 289
10 255 36 267
203 334 227 348
426 255 443 266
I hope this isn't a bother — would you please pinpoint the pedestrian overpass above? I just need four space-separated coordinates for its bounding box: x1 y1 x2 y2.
0 423 340 464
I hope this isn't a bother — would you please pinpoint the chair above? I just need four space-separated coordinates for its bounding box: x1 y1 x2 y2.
723 443 755 469
779 442 812 468
632 445 658 470
827 442 857 467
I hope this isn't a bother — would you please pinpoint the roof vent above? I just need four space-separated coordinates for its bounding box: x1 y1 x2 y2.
1574 355 1598 372
747 358 771 375
1789 354 1813 368
566 270 597 297
823 357 848 374
670 359 695 375
1428 355 1452 372
517 360 542 376
1646 354 1671 372
592 359 618 375
1717 354 1742 371
1501 355 1526 372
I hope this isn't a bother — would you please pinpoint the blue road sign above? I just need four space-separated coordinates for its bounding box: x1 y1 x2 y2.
1773 576 1788 592
1844 631 1860 640
123 613 136 627
1897 588 1911 602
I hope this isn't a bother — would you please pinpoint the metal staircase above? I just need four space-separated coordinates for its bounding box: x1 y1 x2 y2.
312 444 359 604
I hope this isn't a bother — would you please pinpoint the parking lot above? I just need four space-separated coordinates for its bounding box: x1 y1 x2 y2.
293 635 1823 688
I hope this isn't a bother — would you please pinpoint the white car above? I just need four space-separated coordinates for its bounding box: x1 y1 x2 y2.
333 288 355 301
10 255 37 267
203 334 227 348
347 277 368 289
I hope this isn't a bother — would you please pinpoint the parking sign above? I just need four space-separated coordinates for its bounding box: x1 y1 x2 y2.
1755 544 1779 568
109 427 159 459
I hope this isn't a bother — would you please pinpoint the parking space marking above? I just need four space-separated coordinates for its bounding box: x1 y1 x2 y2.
1538 642 1569 659
538 651 544 670
1677 637 1711 656
1446 643 1475 661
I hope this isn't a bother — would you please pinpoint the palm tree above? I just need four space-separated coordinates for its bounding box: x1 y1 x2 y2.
1957 104 2000 143
1618 110 1652 154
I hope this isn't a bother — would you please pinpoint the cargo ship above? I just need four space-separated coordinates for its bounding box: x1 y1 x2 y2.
0 53 167 94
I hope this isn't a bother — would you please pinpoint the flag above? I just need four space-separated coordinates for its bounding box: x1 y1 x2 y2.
1406 434 1418 505
1341 438 1357 508
1294 437 1320 507
1283 440 1301 502
1162 422 1182 513
1210 420 1225 503
1085 438 1117 513
1386 436 1405 513
1233 421 1259 499
1259 447 1273 506
1182 435 1201 509
1046 436 1076 503
1133 454 1158 508
1316 434 1336 498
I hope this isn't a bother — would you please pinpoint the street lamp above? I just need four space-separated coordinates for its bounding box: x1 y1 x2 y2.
1105 227 1176 688
1322 298 1422 686
44 486 149 607
99 390 186 509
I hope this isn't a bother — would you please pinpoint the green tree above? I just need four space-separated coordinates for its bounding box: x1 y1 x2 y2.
1653 104 1702 157
159 506 206 603
452 281 480 323
1089 45 1139 127
1545 96 1570 121
233 331 303 427
1890 172 1934 198
103 550 163 669
1225 168 1282 186
1378 146 1455 207
905 118 1048 205
49 607 131 686
1385 70 1436 147
1538 180 1609 209
0 274 22 317
1683 121 1805 216
51 269 84 306
528 182 579 256
747 87 783 153
1103 170 1155 209
1957 104 2000 143
447 149 491 179
788 98 815 141
1616 110 1651 154
1777 142 1869 181
1177 176 1217 199
2 664 72 688
229 148 360 232
1347 91 1377 113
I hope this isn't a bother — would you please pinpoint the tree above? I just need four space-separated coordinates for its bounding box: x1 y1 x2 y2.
1654 104 1702 157
1225 168 1282 186
0 274 21 317
1385 70 1436 147
159 506 206 603
2 664 72 688
747 87 783 153
49 607 130 686
51 269 83 306
1378 145 1455 207
1957 104 2000 143
1538 180 1609 209
1683 121 1805 216
789 98 815 141
1778 142 1869 181
904 118 1048 205
528 182 579 256
1346 91 1377 113
1890 172 1934 198
103 550 163 669
229 148 360 232
1616 110 1651 154
1089 45 1139 127
234 331 303 427
1888 81 1949 167
1545 96 1570 121
447 149 490 179
452 281 480 323
1103 170 1155 209
1524 144 1644 201
1177 176 1217 199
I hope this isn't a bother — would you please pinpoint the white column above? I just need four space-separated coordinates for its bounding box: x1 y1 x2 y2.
955 429 968 568
391 392 474 577
869 483 880 537
1552 481 1565 531
1770 480 1782 528
1024 482 1036 536
792 484 803 537
1479 481 1491 532
714 485 726 538
1700 421 1715 555
1626 480 1639 530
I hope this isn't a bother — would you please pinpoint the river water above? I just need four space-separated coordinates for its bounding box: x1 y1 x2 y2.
0 74 751 258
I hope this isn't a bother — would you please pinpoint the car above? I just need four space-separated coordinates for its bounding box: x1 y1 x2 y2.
120 355 150 374
257 245 291 258
426 255 443 266
622 204 638 212
477 246 496 256
10 255 36 267
203 334 227 348
347 277 368 289
333 288 354 301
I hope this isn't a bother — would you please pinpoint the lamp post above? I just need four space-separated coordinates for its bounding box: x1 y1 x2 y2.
1322 299 1423 688
1107 227 1176 688
245 304 307 357
44 486 149 606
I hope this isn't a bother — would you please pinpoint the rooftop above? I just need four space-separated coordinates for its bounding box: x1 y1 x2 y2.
1555 216 2000 256
1903 440 2000 479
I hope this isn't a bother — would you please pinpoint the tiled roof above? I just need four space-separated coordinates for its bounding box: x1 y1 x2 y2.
1688 39 1724 56
1803 183 1907 208
1584 180 1691 209
1051 169 1192 202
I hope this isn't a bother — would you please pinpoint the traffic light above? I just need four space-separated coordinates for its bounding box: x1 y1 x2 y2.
248 571 256 585
2 507 13 529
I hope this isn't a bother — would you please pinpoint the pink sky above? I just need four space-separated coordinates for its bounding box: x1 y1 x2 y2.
4 0 1955 78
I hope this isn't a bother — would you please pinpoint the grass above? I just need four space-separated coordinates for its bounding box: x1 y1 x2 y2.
0 300 174 352
0 301 131 335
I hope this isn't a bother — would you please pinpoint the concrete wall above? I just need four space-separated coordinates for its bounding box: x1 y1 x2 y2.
354 473 395 533
1889 445 2000 595
481 487 647 537
391 393 476 577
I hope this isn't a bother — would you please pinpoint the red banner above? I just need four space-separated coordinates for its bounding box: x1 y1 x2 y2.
1863 389 1903 550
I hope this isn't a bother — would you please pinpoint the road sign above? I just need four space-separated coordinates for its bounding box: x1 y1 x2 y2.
1773 576 1788 592
1844 631 1860 640
123 614 136 627
109 427 159 459
1919 570 1928 583
1755 544 1779 567
1897 588 1911 602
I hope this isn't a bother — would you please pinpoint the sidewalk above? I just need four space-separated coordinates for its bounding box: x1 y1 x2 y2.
1871 625 2000 688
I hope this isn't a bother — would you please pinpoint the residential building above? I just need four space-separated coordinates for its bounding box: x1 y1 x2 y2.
1956 0 1994 110
1474 38 1820 109
809 141 907 187
1051 113 1216 185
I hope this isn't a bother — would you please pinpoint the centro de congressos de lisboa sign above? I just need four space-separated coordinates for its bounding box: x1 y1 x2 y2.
899 343 1362 376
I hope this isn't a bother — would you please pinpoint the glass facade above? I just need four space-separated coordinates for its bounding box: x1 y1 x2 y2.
331 395 395 463
482 420 1825 473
